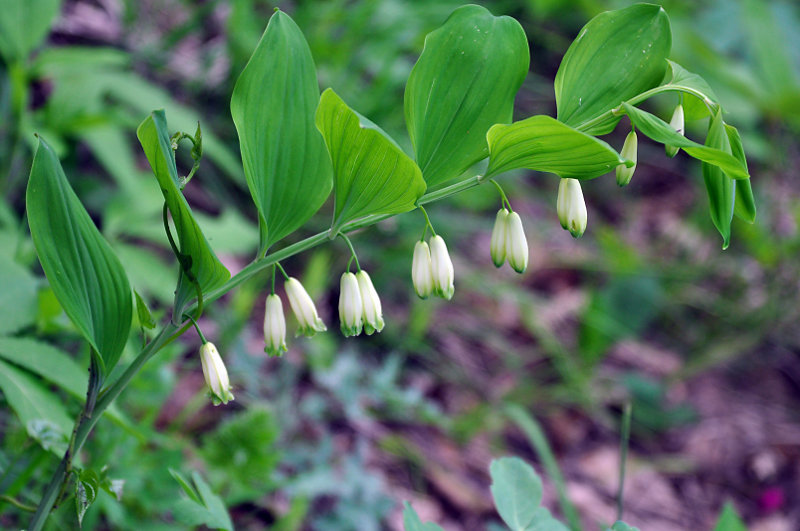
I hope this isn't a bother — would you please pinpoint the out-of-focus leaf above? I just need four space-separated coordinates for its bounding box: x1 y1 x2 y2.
0 359 71 454
26 137 132 374
712 501 747 531
621 103 749 180
609 522 641 531
555 3 671 135
404 4 529 187
725 124 756 223
137 111 230 322
0 0 61 63
231 9 332 254
525 508 570 531
0 253 38 335
703 110 736 249
490 457 543 530
486 115 627 179
170 470 233 531
316 89 426 233
402 501 445 531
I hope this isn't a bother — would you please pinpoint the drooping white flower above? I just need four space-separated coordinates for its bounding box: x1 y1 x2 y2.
199 342 234 406
339 272 363 337
490 208 509 267
411 240 434 299
429 235 454 300
506 211 529 274
284 277 326 337
356 270 384 335
557 178 588 238
616 130 638 187
665 104 684 158
263 294 287 356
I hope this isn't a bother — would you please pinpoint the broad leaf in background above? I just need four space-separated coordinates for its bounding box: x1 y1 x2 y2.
402 502 445 531
609 522 641 531
0 0 61 63
169 469 234 531
404 4 529 188
231 10 332 255
0 253 38 335
555 3 671 135
316 89 426 234
621 103 750 180
725 124 756 223
27 137 132 374
0 359 71 454
486 115 628 180
703 110 736 249
662 61 720 121
137 111 230 322
490 457 543 531
712 501 747 531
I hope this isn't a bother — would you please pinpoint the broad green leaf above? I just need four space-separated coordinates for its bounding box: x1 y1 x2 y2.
402 502 445 531
620 103 750 180
0 0 61 63
231 10 333 254
663 61 720 121
0 253 38 335
0 359 72 454
137 111 230 322
555 4 671 135
486 115 628 180
712 501 747 531
525 508 570 531
171 470 233 531
404 4 529 187
490 457 543 531
27 137 132 374
76 468 100 527
703 110 735 249
316 89 426 233
725 124 756 223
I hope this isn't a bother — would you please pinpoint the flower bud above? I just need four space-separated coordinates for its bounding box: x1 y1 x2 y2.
557 178 588 238
429 235 454 300
506 211 529 274
199 342 234 406
490 209 509 267
284 277 326 337
411 240 434 299
339 272 363 337
616 130 638 187
356 270 384 335
665 104 684 158
263 294 287 356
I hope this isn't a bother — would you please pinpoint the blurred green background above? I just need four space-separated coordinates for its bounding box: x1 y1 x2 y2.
1 0 799 529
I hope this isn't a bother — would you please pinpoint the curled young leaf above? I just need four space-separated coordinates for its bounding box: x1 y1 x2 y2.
703 110 736 249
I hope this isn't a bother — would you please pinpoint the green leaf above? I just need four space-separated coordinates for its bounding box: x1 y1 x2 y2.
0 0 61 63
404 4 529 187
712 501 747 531
0 253 38 335
620 103 750 180
316 89 426 233
555 3 671 135
170 470 233 531
525 508 570 531
663 61 720 121
402 501 445 531
703 110 736 249
0 359 71 454
134 291 156 330
231 9 333 254
610 522 641 531
725 124 756 223
486 115 627 179
490 457 543 531
137 111 230 322
26 137 132 374
75 468 100 527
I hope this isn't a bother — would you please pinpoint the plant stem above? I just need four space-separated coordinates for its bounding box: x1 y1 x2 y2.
616 401 633 521
339 233 361 271
418 205 436 236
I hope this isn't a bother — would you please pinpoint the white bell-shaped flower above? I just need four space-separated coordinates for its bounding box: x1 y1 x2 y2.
490 208 509 267
199 342 234 406
506 211 529 274
557 178 588 238
356 270 384 335
411 240 434 299
263 294 287 356
339 272 363 337
429 235 454 300
665 103 684 158
616 130 638 187
284 277 326 337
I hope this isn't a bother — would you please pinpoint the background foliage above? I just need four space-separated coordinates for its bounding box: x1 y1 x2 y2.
1 0 799 529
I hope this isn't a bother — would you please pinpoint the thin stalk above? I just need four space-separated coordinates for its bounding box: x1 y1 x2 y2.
339 233 361 271
616 402 633 521
0 495 36 512
418 205 436 236
275 262 290 280
489 179 512 211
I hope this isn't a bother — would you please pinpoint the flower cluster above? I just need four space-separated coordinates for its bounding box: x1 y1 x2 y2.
411 235 454 300
263 275 327 356
489 208 528 273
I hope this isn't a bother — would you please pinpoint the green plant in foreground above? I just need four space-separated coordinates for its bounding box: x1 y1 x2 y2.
5 2 754 528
